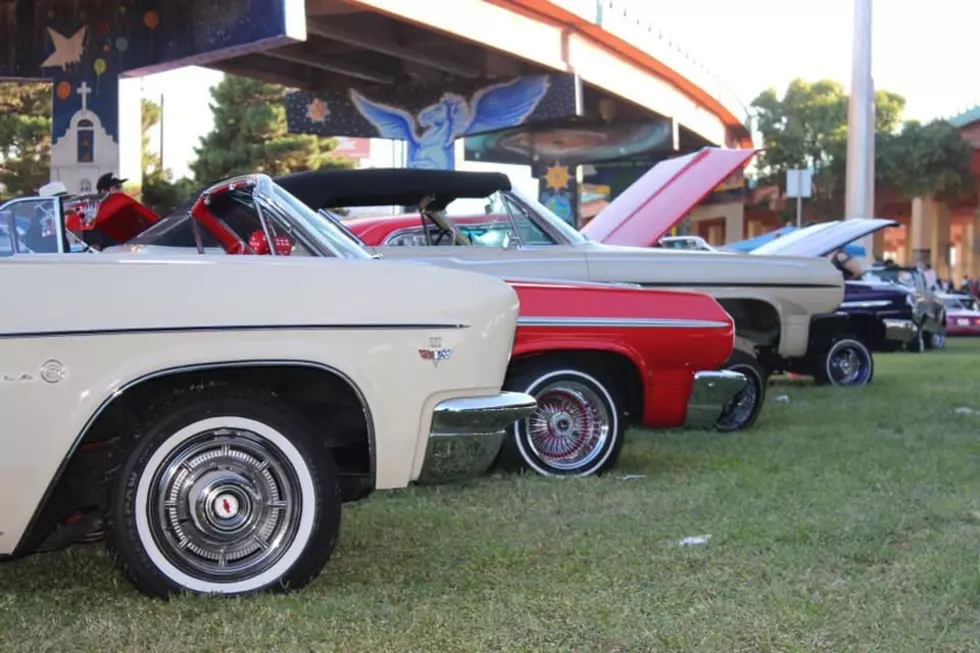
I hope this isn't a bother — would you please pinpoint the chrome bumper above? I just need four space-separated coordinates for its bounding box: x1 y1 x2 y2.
883 318 918 343
684 370 748 428
417 391 537 484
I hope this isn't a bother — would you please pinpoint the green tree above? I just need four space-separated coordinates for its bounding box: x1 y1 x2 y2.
750 78 907 220
877 120 975 201
190 74 352 185
140 97 196 215
0 82 52 199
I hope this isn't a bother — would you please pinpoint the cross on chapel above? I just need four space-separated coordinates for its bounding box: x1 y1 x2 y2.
77 82 91 113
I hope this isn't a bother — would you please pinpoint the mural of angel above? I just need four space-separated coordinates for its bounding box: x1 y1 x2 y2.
350 76 551 170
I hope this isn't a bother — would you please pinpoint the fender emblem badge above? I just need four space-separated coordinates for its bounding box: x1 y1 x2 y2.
39 360 67 384
418 337 453 367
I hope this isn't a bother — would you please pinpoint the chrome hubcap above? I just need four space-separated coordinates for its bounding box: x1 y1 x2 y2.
149 430 300 581
524 381 610 471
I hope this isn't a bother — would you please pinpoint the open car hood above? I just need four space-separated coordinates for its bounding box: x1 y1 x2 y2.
749 218 897 258
581 146 759 246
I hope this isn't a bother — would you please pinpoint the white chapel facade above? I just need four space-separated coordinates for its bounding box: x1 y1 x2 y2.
50 82 120 194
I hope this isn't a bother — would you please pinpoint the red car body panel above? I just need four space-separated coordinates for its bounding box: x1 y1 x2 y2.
506 280 735 427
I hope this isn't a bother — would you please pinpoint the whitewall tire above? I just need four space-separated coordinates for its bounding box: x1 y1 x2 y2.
104 387 341 598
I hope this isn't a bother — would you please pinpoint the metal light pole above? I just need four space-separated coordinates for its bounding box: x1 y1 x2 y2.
845 0 875 260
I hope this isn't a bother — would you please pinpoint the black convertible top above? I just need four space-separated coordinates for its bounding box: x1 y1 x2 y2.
274 168 512 211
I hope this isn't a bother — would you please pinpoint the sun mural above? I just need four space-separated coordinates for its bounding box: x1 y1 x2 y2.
306 99 329 123
544 163 571 191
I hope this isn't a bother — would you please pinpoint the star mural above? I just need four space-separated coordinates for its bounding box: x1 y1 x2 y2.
40 26 87 70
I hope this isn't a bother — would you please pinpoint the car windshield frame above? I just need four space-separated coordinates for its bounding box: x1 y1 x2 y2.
127 175 375 260
261 179 373 260
509 187 588 245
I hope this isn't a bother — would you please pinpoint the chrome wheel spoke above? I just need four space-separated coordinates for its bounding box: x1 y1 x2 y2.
523 380 611 471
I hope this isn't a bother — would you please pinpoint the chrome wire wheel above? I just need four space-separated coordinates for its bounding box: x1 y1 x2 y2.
825 339 873 386
144 427 303 584
524 380 611 472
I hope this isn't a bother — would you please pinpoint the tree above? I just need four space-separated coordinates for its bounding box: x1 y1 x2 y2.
877 120 975 201
750 78 907 219
190 75 352 185
0 82 52 199
140 97 196 215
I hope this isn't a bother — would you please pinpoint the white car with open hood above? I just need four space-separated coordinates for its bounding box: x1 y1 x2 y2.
0 184 535 598
270 149 862 388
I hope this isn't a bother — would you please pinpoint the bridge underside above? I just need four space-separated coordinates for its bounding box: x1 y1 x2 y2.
205 0 712 153
1 0 743 224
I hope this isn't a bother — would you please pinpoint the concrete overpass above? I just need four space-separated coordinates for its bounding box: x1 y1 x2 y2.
1 0 751 224
211 0 751 150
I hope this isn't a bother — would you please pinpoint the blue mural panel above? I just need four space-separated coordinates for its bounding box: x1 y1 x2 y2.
465 119 674 167
0 0 302 192
285 74 578 170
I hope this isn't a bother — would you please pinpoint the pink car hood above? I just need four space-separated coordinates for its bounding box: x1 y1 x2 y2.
581 147 759 247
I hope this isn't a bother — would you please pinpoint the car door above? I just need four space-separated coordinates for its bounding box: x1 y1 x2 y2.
908 270 941 332
0 197 64 254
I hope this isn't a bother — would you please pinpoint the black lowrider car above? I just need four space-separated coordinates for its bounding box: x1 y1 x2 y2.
750 218 945 354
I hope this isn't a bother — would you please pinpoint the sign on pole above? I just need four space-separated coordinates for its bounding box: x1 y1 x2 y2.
786 169 813 228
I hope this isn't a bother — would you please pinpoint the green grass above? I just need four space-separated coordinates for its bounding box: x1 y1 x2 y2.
4 341 980 652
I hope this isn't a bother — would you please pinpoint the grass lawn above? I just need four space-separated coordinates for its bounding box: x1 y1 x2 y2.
3 341 980 652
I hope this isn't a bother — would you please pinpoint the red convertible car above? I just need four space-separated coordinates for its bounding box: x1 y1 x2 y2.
2 175 753 478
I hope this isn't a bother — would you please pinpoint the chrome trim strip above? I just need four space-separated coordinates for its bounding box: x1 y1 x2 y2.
15 358 376 555
0 322 469 340
517 316 731 329
840 300 892 309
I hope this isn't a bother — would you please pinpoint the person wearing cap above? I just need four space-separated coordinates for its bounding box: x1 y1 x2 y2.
96 172 127 194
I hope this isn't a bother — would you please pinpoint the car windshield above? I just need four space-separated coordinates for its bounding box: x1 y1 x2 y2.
510 187 588 244
267 183 372 260
865 267 915 287
944 296 978 311
128 177 373 260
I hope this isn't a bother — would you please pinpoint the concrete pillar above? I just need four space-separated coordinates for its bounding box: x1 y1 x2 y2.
909 196 936 267
871 229 885 260
723 201 745 243
929 201 952 279
964 216 979 279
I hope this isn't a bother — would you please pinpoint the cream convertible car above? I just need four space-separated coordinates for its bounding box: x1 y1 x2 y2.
0 175 536 598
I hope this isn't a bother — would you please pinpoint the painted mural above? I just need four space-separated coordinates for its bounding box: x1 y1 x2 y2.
285 74 577 170
0 0 303 193
535 162 578 225
465 119 675 167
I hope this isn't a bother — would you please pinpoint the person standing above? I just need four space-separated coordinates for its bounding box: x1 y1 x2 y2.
923 263 938 292
96 173 127 194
